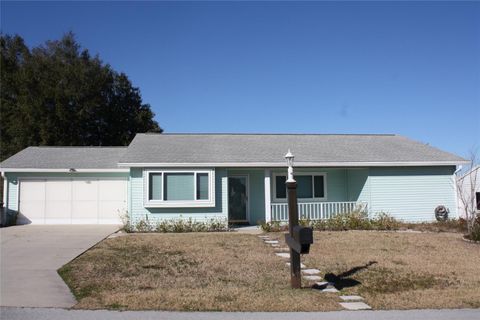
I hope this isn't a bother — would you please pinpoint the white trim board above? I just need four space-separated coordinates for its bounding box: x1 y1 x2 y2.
1 168 129 173
118 161 466 168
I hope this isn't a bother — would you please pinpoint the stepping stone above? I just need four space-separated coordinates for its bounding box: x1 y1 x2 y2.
275 252 290 258
340 295 364 301
302 275 323 281
286 262 306 268
313 281 339 292
314 281 330 288
264 240 279 244
258 235 270 239
322 287 340 293
339 302 372 310
301 268 320 275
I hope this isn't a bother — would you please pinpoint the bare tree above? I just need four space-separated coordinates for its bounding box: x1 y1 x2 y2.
456 149 479 234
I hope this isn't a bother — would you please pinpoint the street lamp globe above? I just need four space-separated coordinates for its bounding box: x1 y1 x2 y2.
285 149 294 167
285 149 295 183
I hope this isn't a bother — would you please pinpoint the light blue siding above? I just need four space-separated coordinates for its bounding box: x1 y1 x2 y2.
5 166 458 224
346 168 370 202
368 167 457 222
269 167 457 222
129 168 228 224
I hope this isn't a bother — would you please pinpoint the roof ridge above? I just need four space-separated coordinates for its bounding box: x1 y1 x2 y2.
30 146 128 148
139 133 397 136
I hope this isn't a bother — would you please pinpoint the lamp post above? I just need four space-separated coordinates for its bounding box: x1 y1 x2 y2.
285 149 301 289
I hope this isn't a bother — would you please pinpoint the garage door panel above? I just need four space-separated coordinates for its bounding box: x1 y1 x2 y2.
19 178 126 224
45 201 71 222
99 180 126 201
20 180 46 201
72 200 98 221
99 201 126 223
18 202 45 223
45 180 71 201
72 180 98 200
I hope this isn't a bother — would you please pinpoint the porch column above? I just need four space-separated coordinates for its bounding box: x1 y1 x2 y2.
264 169 272 222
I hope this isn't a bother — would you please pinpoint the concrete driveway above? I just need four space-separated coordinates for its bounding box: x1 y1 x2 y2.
0 225 119 308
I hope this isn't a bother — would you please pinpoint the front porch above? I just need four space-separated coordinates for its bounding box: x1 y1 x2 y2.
270 201 368 222
227 167 370 225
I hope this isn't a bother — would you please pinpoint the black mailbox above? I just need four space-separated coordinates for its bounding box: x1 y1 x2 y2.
293 226 313 245
285 226 313 254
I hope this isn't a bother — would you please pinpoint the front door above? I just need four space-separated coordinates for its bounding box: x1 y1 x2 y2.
228 176 248 223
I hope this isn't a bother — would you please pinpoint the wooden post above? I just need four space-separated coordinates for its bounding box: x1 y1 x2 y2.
287 180 301 289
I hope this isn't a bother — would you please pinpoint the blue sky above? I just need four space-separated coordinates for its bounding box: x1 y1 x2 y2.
1 1 479 158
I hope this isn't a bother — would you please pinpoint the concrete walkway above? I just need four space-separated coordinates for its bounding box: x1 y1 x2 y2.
1 307 479 320
0 225 119 308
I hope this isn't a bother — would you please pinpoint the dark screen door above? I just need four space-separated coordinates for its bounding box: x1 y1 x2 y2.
228 176 248 222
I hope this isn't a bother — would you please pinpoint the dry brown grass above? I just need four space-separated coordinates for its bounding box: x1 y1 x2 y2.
270 230 480 309
60 231 480 311
59 233 340 311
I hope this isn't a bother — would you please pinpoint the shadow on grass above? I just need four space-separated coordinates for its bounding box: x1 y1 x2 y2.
323 261 377 290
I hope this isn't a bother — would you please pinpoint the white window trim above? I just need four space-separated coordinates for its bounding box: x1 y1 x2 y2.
143 169 215 208
272 172 327 202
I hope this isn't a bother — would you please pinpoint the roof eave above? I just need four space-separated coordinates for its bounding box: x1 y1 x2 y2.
0 168 129 173
117 160 468 168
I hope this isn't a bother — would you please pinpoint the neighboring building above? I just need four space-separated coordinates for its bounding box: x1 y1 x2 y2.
457 165 480 218
0 133 467 225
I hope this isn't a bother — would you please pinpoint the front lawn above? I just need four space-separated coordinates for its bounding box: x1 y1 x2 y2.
59 233 339 311
59 231 480 311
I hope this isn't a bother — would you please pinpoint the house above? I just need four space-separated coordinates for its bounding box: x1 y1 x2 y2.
457 165 480 218
0 133 467 225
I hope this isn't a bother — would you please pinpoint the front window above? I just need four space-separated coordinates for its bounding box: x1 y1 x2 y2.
144 169 215 207
274 173 326 201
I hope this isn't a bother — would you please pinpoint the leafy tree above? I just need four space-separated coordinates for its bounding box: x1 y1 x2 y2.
0 32 161 161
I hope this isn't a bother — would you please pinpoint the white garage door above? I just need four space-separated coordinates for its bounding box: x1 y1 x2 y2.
18 178 127 224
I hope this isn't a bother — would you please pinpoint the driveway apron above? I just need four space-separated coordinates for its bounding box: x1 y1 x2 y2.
0 225 118 308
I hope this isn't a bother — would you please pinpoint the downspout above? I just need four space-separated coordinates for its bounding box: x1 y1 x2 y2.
453 165 463 218
1 172 7 209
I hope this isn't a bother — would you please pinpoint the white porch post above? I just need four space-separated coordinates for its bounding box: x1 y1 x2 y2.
264 169 272 222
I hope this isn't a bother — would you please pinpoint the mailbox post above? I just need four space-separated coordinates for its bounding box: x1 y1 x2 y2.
286 178 301 288
284 150 313 289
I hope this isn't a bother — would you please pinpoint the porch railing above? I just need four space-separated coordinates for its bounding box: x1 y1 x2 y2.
270 201 367 222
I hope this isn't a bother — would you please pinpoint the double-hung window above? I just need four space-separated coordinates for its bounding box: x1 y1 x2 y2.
273 173 326 201
144 169 215 207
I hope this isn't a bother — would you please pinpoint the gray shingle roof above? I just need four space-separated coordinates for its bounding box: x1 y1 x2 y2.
118 133 466 167
1 147 127 169
0 134 467 170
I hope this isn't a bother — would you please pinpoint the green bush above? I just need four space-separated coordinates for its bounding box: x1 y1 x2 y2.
263 210 402 232
135 216 153 233
467 221 480 242
372 212 401 230
121 212 228 233
260 221 286 232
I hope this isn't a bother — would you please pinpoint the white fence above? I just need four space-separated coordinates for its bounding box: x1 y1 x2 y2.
270 201 367 222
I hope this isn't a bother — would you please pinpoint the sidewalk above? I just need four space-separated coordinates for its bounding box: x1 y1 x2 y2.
1 307 480 320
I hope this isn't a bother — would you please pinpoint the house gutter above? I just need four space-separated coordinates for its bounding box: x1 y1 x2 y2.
117 160 469 168
0 168 129 173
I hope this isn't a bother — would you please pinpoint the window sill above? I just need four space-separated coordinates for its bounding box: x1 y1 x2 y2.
272 198 327 203
144 200 215 208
